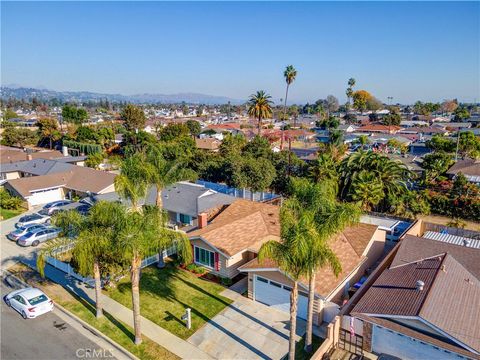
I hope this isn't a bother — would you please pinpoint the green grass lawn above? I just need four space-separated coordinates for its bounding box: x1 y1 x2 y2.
58 294 179 360
292 335 324 360
0 208 23 220
106 264 233 339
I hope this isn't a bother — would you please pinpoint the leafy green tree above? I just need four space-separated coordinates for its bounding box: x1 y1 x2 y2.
85 152 105 169
62 105 88 124
453 106 470 121
382 110 401 126
426 134 455 152
121 104 146 131
185 120 202 138
458 131 480 159
158 123 190 141
247 90 273 135
219 134 247 158
3 109 18 121
36 117 61 149
421 152 454 183
350 171 384 210
0 127 39 147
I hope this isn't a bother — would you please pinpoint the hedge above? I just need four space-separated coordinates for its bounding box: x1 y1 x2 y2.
63 139 102 155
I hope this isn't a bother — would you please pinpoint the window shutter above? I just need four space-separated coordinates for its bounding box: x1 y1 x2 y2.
191 244 195 264
214 252 220 271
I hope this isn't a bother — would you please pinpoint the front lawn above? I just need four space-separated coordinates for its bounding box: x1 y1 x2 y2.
0 208 23 220
106 264 233 339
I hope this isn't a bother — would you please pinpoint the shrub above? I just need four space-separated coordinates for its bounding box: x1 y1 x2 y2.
185 263 206 274
63 139 102 155
0 189 23 210
221 277 233 286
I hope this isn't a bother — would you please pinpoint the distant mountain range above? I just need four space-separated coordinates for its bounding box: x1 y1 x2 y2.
0 85 243 105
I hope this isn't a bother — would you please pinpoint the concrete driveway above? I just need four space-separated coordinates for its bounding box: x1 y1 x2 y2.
188 290 306 360
1 207 43 269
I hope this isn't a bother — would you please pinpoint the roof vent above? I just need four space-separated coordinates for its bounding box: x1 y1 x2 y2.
441 265 446 272
463 239 471 247
415 280 425 291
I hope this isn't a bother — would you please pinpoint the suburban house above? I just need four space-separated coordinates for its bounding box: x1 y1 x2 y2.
3 164 116 207
335 219 480 360
162 182 235 227
0 147 86 166
347 234 480 360
195 138 221 152
239 223 386 324
446 158 480 184
356 125 401 134
188 199 280 279
206 123 242 135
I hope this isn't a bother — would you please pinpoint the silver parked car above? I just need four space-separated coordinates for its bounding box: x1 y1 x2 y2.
4 288 54 319
7 223 50 241
15 213 51 228
38 200 73 216
16 227 61 247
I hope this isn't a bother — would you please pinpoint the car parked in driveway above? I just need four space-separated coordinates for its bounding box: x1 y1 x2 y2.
15 213 51 228
16 227 61 247
4 288 54 319
38 200 73 216
7 224 51 241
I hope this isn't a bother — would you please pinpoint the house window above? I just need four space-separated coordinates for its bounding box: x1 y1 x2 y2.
195 247 215 268
179 214 191 224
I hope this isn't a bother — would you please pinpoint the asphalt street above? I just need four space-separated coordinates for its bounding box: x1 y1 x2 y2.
1 282 115 360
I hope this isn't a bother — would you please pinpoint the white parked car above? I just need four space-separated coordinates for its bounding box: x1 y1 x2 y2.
4 288 54 319
38 200 73 216
15 213 51 228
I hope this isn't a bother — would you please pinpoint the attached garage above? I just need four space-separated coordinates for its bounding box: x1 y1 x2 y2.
254 275 309 320
27 187 64 206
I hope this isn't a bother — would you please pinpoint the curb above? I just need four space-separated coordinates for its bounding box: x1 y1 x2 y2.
1 270 139 360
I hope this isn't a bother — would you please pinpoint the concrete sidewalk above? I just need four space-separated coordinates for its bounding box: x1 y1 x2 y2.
29 260 213 359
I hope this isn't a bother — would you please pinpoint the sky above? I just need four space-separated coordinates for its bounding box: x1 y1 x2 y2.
2 1 479 104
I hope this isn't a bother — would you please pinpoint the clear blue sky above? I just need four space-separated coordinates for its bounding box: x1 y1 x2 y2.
2 1 479 104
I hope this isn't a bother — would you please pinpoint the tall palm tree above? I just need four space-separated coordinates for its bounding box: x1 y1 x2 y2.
113 204 192 345
282 65 297 148
258 204 312 360
114 153 153 211
145 145 197 208
287 178 361 352
350 170 384 210
37 201 124 319
247 90 273 135
309 153 339 184
346 78 356 114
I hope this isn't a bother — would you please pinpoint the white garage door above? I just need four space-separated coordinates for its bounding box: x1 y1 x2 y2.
372 325 461 360
254 275 308 320
28 188 64 206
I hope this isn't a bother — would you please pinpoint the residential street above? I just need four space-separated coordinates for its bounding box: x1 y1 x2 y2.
1 282 114 360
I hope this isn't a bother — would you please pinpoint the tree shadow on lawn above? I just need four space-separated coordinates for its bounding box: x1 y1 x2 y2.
66 288 136 342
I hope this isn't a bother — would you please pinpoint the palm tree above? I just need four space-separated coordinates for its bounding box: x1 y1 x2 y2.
113 205 192 345
346 78 356 114
114 153 153 211
309 153 339 184
282 66 297 148
350 170 384 210
258 204 312 360
247 90 273 135
37 202 123 319
287 178 361 352
145 145 197 208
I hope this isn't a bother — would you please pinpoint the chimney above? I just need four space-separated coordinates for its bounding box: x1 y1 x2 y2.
415 280 425 291
26 154 32 161
198 212 208 229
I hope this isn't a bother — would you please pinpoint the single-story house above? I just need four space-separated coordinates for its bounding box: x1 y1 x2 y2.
195 138 221 152
349 235 480 360
446 158 480 184
239 224 386 324
3 166 116 207
188 199 280 279
356 125 401 134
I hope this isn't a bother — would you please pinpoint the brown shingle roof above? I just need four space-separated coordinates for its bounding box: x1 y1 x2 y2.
189 199 280 257
446 158 480 177
195 138 221 151
240 224 379 297
0 149 63 164
352 235 480 353
6 167 116 197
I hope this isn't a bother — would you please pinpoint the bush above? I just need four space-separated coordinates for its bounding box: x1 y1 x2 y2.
221 277 233 286
185 263 206 274
63 139 102 155
0 189 23 210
